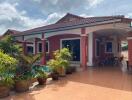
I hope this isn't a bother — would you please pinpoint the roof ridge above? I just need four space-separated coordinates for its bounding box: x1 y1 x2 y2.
20 15 128 34
86 15 124 19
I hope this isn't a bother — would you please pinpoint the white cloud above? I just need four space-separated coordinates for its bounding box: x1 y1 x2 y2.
88 0 104 7
126 13 132 18
0 2 63 35
80 14 94 18
45 12 64 24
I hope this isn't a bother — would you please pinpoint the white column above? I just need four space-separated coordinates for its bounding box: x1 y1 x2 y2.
87 33 93 66
113 36 118 57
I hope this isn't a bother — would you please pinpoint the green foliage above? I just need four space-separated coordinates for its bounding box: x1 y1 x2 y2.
47 59 60 73
54 48 71 61
47 48 71 73
0 50 17 87
15 53 42 81
32 66 48 78
0 35 22 57
19 53 42 67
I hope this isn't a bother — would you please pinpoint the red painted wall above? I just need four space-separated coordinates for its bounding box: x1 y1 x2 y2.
128 39 132 65
47 34 80 59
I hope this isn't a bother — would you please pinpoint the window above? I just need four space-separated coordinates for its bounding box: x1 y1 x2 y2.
62 39 80 61
38 41 49 53
38 43 42 52
46 41 49 53
105 41 113 53
27 46 34 54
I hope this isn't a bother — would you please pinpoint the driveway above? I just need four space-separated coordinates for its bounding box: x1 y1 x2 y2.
3 66 132 100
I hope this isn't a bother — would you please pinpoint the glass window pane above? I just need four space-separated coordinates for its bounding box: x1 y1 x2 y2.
106 42 112 52
27 46 33 54
39 43 42 52
46 42 49 52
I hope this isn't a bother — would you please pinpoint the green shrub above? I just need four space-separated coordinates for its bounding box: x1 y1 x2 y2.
47 48 71 73
0 50 17 87
15 53 42 81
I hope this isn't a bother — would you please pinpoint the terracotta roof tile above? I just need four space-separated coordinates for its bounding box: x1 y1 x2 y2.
13 14 131 36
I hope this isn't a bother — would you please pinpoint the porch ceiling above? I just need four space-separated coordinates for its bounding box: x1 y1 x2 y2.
94 29 128 40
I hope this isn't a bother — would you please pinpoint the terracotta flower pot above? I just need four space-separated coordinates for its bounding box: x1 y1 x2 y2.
58 67 66 77
15 80 30 92
37 78 47 85
0 85 10 98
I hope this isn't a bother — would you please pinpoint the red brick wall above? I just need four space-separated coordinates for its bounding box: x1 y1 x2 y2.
47 34 80 59
128 39 132 65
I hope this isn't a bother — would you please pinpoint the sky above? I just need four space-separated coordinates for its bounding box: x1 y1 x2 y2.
0 0 132 35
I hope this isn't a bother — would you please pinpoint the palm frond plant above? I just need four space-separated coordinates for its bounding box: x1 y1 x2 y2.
54 48 71 76
0 50 17 98
15 53 42 92
47 59 60 80
47 48 72 79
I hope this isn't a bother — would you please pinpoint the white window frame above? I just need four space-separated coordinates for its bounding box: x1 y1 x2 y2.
37 41 49 53
105 41 113 53
60 38 81 62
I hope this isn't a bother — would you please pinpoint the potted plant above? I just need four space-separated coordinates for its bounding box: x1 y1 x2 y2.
33 66 48 85
47 48 71 79
0 50 17 98
14 71 32 92
47 59 60 80
14 54 41 92
54 48 71 76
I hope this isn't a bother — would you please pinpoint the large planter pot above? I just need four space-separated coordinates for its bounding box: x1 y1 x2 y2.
15 80 30 92
0 85 10 98
37 77 47 85
66 67 73 74
51 72 59 80
58 67 66 77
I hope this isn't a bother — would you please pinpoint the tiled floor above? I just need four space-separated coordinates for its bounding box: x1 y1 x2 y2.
3 66 132 100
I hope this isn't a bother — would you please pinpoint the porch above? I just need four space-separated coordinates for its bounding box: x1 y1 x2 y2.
5 66 132 100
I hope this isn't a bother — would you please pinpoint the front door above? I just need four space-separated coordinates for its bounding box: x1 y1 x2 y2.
62 39 80 61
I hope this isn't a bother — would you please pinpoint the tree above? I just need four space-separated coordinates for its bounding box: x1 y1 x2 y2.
0 35 21 57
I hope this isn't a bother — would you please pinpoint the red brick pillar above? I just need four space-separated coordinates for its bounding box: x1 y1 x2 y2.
81 27 88 70
41 33 46 65
34 38 38 55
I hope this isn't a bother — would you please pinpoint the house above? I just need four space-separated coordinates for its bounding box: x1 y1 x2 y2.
0 29 20 40
6 13 132 70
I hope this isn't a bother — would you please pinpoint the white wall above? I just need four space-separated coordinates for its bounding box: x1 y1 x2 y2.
45 28 81 38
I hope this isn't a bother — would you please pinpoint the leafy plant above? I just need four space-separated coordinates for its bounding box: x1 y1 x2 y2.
47 48 71 73
0 35 22 57
33 66 48 78
0 50 17 87
47 59 60 73
15 53 42 81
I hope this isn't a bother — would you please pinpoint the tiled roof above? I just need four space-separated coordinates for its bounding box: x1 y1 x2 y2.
56 13 85 24
13 13 131 36
0 29 20 38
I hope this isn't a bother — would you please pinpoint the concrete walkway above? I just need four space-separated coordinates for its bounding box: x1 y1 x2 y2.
3 66 132 100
